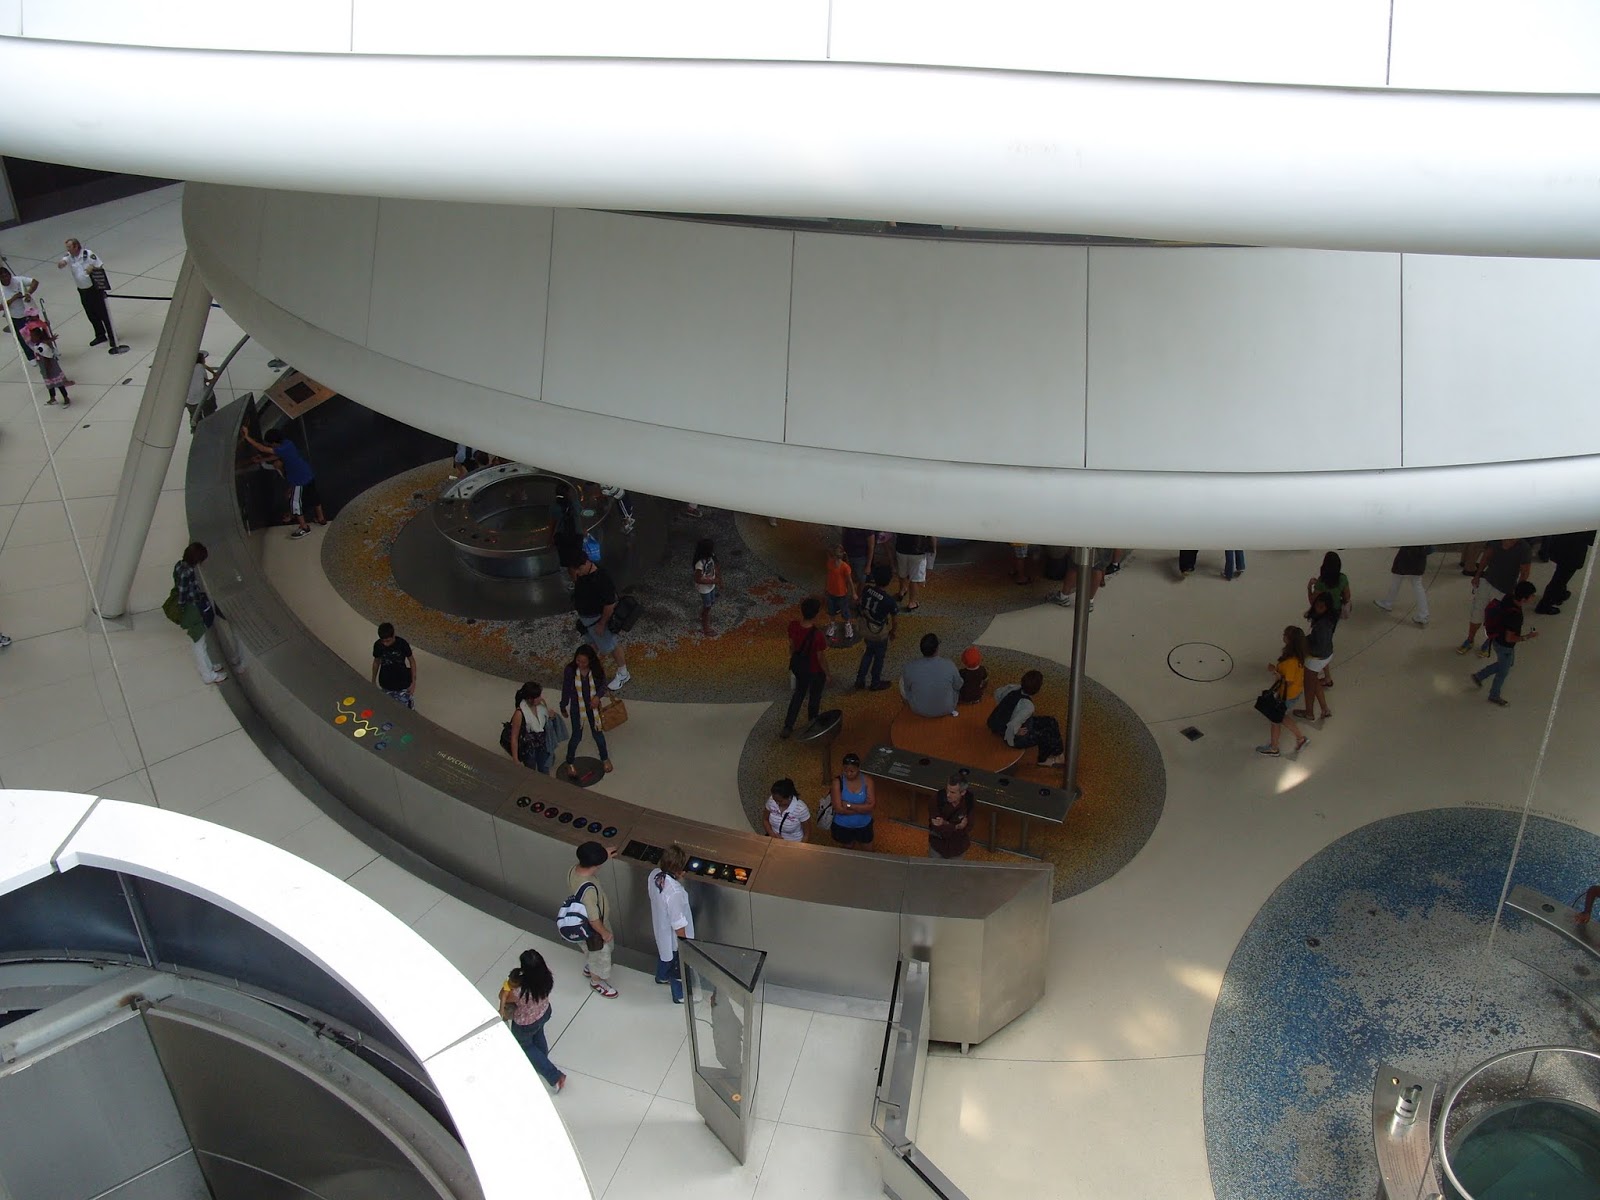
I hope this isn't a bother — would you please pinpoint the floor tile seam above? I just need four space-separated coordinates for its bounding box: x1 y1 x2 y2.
643 1030 691 1096
191 781 326 843
590 1087 654 1200
933 1049 1207 1066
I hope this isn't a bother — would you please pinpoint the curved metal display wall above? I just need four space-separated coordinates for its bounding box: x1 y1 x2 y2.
181 184 1600 548
188 400 1052 1047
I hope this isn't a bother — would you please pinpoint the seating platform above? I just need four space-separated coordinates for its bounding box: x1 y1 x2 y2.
859 741 1073 858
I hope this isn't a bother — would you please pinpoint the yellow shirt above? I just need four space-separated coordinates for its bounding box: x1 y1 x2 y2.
1276 657 1305 699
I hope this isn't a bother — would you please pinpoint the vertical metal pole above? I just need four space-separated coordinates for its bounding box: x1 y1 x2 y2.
1063 546 1092 795
93 255 211 618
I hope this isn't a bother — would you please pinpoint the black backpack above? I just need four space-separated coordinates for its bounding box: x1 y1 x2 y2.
987 688 1027 736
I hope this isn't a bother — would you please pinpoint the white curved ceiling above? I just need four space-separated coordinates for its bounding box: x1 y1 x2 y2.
183 185 1600 547
1 23 1598 255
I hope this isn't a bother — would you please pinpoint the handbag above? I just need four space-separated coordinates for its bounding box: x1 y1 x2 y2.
1253 681 1288 724
816 796 835 831
89 266 111 292
598 697 628 730
161 587 184 625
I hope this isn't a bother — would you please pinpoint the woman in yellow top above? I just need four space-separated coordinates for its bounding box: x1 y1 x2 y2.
1257 626 1311 757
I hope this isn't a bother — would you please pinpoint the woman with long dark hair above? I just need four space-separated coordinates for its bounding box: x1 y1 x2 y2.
1298 592 1338 721
497 948 565 1091
1257 626 1310 757
507 681 554 774
561 644 611 776
1305 552 1350 690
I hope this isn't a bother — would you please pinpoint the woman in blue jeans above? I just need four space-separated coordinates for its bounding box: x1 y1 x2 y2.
561 644 612 776
497 949 565 1091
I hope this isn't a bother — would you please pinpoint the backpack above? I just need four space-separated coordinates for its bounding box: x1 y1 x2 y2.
788 626 818 677
1483 598 1507 640
583 532 603 563
556 881 600 945
987 687 1027 737
609 593 641 634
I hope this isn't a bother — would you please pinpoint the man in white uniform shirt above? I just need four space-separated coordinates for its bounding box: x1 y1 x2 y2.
56 239 126 353
647 844 695 1004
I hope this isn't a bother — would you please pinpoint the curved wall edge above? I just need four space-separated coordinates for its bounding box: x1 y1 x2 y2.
0 789 587 1200
185 196 1600 549
2 36 1598 255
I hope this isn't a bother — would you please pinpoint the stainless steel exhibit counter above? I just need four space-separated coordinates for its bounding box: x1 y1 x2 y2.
187 401 1051 1046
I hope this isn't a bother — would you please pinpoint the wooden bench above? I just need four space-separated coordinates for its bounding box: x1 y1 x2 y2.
858 743 1073 858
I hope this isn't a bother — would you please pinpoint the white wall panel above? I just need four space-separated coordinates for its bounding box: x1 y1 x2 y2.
829 0 1390 86
0 2 19 36
542 210 792 440
1086 249 1401 473
181 185 264 289
352 0 828 59
19 0 351 51
786 234 1087 468
1401 256 1600 470
1389 0 1600 91
255 192 379 350
368 200 550 398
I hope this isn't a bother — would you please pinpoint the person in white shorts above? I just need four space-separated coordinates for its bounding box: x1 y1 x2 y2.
892 532 935 610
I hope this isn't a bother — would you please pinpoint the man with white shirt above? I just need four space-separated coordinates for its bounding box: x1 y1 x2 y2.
56 238 126 353
1 264 41 361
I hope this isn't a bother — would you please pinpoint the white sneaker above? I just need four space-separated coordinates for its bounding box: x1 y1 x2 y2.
608 668 631 690
826 624 838 639
1411 615 1429 627
1372 599 1393 612
844 622 855 639
1052 592 1074 608
0 633 12 648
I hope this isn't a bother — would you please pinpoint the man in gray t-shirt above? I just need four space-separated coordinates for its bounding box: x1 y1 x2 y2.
899 633 962 717
1461 538 1534 655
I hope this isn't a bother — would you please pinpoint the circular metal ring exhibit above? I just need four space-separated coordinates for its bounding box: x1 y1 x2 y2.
430 463 611 578
1167 642 1235 683
1437 1045 1600 1200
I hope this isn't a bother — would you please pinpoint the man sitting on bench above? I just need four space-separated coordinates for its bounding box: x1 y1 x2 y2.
899 632 962 718
988 670 1066 767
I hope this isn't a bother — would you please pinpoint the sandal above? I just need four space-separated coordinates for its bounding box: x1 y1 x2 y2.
1320 711 1333 720
1292 708 1313 719
1294 736 1310 753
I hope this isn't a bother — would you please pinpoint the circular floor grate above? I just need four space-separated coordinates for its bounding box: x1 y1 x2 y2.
1167 641 1235 682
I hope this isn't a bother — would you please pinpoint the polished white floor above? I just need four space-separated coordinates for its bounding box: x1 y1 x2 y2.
4 189 1598 1200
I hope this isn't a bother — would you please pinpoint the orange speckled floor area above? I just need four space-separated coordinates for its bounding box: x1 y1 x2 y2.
323 466 1165 898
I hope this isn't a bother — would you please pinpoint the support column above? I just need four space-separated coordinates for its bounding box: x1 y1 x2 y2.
93 255 210 619
1062 545 1092 797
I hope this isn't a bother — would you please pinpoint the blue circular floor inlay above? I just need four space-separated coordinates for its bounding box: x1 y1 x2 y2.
1204 807 1600 1200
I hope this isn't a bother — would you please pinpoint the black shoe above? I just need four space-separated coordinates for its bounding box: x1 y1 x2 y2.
89 336 106 347
109 343 130 355
854 680 867 691
779 727 792 739
1488 696 1509 707
869 681 892 691
1534 605 1561 615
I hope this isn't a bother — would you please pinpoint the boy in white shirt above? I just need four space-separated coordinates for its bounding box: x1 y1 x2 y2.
763 778 810 841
